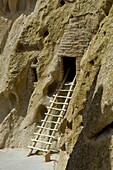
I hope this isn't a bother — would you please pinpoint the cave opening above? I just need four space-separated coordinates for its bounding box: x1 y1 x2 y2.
62 57 76 82
60 0 65 6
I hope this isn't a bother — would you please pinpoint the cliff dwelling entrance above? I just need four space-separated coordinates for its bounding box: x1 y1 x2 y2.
28 56 77 156
62 57 76 82
28 56 76 156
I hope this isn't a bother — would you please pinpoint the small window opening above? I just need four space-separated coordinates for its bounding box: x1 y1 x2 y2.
80 122 83 126
89 60 94 66
44 30 49 37
60 0 65 6
62 57 76 82
103 31 106 35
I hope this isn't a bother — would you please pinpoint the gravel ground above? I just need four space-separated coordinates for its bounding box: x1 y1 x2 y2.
0 148 59 170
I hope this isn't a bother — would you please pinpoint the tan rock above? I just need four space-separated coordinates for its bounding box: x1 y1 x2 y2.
0 0 75 148
65 2 113 170
66 129 113 170
0 0 113 169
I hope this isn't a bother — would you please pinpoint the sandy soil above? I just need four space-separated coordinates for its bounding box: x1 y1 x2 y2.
0 148 59 170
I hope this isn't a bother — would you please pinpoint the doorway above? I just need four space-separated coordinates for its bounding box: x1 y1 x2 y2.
62 57 76 82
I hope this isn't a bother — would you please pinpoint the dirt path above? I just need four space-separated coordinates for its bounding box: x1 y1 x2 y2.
0 148 59 170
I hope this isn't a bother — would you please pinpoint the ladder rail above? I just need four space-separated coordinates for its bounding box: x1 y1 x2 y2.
28 69 76 156
33 133 55 139
28 69 70 156
46 76 76 151
50 101 68 105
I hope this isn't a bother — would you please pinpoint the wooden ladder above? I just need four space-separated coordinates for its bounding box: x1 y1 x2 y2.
28 70 76 156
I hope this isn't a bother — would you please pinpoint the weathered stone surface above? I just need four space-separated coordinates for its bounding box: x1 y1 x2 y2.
0 0 37 18
64 3 113 170
84 14 113 138
66 129 113 170
0 17 12 53
0 0 76 148
56 151 69 170
1 0 113 169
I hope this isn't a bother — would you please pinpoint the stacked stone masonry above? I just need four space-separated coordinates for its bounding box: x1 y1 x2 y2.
58 16 93 80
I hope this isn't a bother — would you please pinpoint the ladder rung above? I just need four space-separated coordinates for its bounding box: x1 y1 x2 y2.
41 120 60 124
37 126 58 131
53 95 71 99
63 83 72 85
50 101 68 105
31 64 37 68
33 133 55 139
59 89 73 92
47 106 66 111
28 146 48 152
33 82 37 87
31 139 52 145
45 113 63 118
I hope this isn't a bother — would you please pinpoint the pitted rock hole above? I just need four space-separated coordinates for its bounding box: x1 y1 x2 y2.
60 0 65 6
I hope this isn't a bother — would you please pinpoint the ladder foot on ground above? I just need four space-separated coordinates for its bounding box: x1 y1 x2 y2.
28 69 76 156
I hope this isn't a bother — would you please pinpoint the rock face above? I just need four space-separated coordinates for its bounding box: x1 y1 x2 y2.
1 0 113 170
0 0 75 148
63 1 113 170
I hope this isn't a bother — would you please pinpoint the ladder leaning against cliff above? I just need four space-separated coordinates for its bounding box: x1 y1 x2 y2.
28 69 76 156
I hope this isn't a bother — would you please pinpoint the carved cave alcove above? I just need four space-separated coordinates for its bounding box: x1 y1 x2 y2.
0 92 18 124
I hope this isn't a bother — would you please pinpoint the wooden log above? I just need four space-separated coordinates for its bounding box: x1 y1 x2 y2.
45 150 51 162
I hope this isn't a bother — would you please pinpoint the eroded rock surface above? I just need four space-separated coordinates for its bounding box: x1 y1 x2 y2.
63 1 113 170
1 0 113 170
0 0 75 148
0 0 37 18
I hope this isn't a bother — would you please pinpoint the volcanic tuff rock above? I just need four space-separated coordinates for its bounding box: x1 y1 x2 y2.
64 1 113 170
56 0 113 170
0 0 75 148
0 0 113 170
